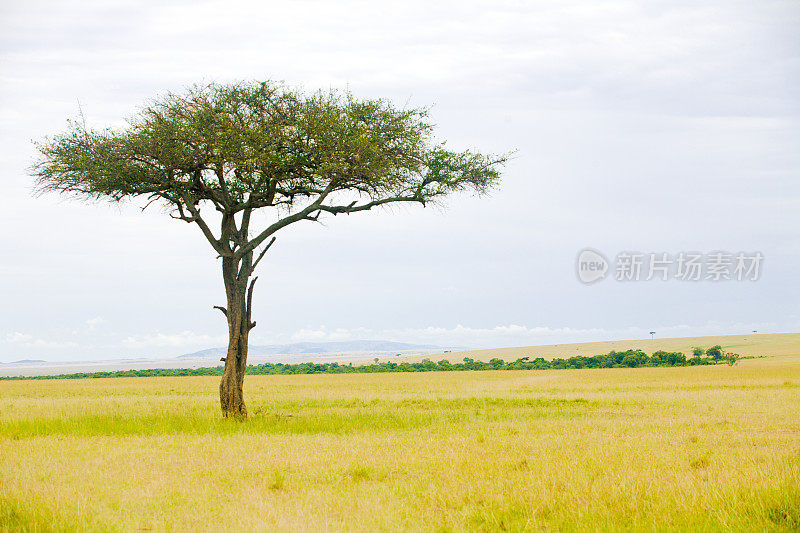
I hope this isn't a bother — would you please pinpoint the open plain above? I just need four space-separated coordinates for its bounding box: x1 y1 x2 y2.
1 338 799 531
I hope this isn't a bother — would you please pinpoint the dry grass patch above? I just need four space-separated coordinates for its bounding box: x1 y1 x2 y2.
1 359 799 531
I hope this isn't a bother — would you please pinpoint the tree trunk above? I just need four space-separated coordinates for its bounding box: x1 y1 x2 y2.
219 258 254 418
219 299 248 417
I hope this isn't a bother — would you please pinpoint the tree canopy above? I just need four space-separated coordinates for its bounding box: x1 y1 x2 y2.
33 81 505 262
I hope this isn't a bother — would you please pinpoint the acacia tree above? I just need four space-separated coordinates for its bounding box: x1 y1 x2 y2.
32 81 506 418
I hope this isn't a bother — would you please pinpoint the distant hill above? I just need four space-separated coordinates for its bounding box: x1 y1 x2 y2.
7 359 46 364
178 340 449 358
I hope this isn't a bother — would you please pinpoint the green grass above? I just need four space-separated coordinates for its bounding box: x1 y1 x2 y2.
0 397 595 439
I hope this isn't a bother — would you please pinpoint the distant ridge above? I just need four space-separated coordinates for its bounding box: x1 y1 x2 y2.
178 340 449 358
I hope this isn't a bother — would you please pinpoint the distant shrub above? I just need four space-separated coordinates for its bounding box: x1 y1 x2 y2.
692 347 705 358
706 345 723 361
653 351 686 366
0 345 751 380
723 352 741 366
622 354 639 367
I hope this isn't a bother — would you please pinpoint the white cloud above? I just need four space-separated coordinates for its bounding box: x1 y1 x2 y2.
3 332 79 349
290 326 365 342
290 328 329 342
381 324 613 346
121 331 227 349
86 316 105 329
5 332 33 344
276 321 780 349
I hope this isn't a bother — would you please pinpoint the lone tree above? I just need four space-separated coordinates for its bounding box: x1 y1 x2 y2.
31 81 507 418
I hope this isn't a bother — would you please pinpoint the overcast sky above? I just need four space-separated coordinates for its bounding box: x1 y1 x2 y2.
1 0 798 361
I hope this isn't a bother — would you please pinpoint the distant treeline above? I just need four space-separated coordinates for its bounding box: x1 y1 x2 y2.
1 346 751 381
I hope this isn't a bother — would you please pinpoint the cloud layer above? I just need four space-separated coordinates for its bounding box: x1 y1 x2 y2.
1 0 798 361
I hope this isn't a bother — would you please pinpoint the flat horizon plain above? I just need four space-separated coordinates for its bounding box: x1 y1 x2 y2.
2 332 798 378
0 334 798 530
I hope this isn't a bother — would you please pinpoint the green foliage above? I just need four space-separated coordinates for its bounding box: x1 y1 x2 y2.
622 353 640 367
692 347 705 357
1 348 731 381
32 81 506 222
652 350 687 366
707 345 723 360
723 352 741 366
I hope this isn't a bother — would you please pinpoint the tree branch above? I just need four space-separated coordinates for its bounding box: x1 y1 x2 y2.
316 194 424 215
234 181 336 260
246 276 258 330
170 202 198 223
177 191 232 257
251 236 276 271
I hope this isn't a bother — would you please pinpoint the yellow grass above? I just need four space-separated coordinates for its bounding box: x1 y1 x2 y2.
1 355 799 531
405 332 800 363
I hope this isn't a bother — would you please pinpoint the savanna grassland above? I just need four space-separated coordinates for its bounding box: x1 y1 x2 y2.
1 356 799 532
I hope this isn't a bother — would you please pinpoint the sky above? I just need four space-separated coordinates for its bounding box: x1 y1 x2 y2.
1 0 798 361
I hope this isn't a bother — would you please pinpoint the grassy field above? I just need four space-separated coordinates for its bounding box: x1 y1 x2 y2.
1 356 799 531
